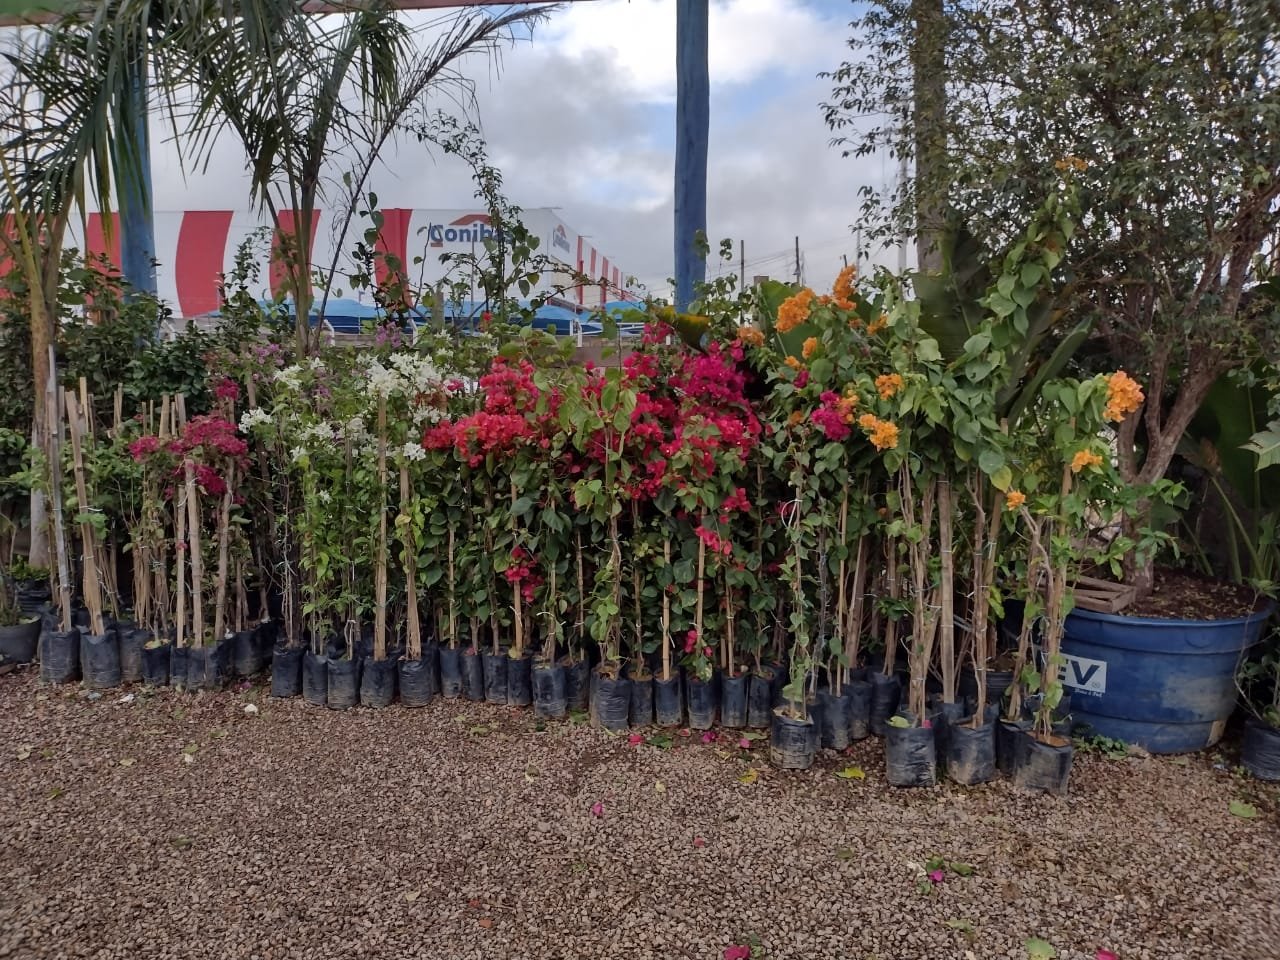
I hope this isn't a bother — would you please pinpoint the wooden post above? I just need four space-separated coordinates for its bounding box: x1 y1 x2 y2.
510 481 523 658
661 537 672 682
938 479 956 703
374 397 388 661
65 390 104 635
185 461 203 647
212 463 234 646
46 348 72 633
401 464 421 660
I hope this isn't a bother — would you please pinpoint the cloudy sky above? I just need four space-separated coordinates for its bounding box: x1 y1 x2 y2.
151 0 896 300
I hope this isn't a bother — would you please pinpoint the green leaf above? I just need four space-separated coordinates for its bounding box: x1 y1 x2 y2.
989 465 1013 492
1024 937 1056 960
835 765 866 780
1229 799 1258 820
809 357 834 384
887 714 910 728
511 496 533 516
949 862 976 877
978 449 1005 476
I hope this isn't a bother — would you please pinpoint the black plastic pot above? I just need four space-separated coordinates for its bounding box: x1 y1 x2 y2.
817 687 854 750
769 710 816 770
81 631 122 689
720 672 749 729
461 648 485 701
0 618 40 664
141 640 171 686
327 657 361 710
507 650 533 707
360 655 396 708
945 717 996 786
482 651 508 705
884 714 937 787
39 629 80 684
747 667 774 729
803 693 825 752
628 669 654 727
16 583 50 619
1242 719 1280 781
169 645 190 692
270 645 304 697
686 674 718 730
254 622 277 667
399 651 438 708
654 671 683 727
927 697 967 765
563 657 590 713
959 666 1016 708
847 679 872 741
591 669 631 732
1011 734 1073 795
768 660 788 708
532 659 567 719
437 645 463 699
186 643 224 691
302 651 328 705
115 623 145 683
232 629 264 677
996 717 1030 775
869 671 901 736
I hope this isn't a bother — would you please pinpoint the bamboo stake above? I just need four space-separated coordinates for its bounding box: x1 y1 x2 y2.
938 479 956 703
694 524 706 661
834 488 849 695
725 572 736 678
401 464 421 660
374 397 388 661
883 535 899 675
661 536 672 681
212 463 234 646
511 481 523 658
575 531 585 661
844 532 868 675
47 348 72 633
65 391 104 635
185 461 203 647
447 523 457 649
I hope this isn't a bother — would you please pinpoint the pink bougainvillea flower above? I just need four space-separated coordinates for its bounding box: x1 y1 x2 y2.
627 734 644 746
723 946 751 960
700 731 718 744
738 738 752 750
589 802 604 818
692 837 707 848
928 869 945 885
1096 951 1118 960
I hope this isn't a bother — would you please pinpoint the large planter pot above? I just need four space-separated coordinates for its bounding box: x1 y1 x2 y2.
1062 603 1273 753
0 618 40 663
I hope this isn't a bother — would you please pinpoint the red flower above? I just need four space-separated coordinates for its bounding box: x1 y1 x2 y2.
212 377 240 402
724 946 751 960
128 435 160 461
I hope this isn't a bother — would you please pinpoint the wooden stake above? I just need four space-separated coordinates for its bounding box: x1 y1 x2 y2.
65 390 104 635
374 397 388 661
401 463 421 660
511 480 522 658
212 463 234 646
46 348 72 633
185 461 203 647
938 479 956 703
834 488 849 695
661 536 672 682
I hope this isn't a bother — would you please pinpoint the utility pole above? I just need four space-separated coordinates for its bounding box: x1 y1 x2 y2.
739 240 745 288
674 0 709 312
794 236 801 284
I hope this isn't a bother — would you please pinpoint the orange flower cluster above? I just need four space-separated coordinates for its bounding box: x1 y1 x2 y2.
867 314 888 335
1054 155 1088 172
1071 449 1103 473
784 356 802 370
776 288 815 334
737 325 765 348
787 410 806 427
858 413 899 451
875 373 904 400
1005 490 1026 510
1104 370 1144 422
833 263 857 304
802 336 819 360
836 389 858 423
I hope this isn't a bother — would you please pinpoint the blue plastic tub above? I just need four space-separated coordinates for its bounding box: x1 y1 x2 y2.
1062 604 1273 753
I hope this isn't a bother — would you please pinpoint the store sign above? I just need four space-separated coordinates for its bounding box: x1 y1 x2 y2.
424 213 501 248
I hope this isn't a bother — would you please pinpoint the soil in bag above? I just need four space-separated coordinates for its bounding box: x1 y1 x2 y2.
169 645 190 692
360 655 396 708
996 717 1030 775
40 629 81 684
186 644 223 691
254 621 278 668
847 679 872 740
482 651 508 705
438 645 463 699
946 717 996 786
461 648 485 702
271 645 304 697
507 650 533 708
686 674 718 730
869 671 901 735
628 668 654 727
884 714 937 787
1242 719 1280 781
592 669 631 732
399 652 437 708
747 667 773 729
81 631 122 689
233 629 264 678
720 672 748 729
927 698 967 767
532 659 567 718
770 710 816 770
818 687 854 750
654 671 683 727
302 651 328 705
563 657 590 713
138 638 170 685
0 619 40 664
1011 734 1073 795
117 624 146 683
327 657 361 710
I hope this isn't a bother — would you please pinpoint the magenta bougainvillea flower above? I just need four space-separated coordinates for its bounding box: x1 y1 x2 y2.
1096 951 1118 960
723 946 751 960
589 801 604 818
928 869 945 885
627 734 644 745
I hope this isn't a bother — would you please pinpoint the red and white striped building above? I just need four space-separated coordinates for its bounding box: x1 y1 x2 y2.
68 207 636 317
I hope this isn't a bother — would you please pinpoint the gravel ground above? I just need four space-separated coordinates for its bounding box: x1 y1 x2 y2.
1 670 1277 960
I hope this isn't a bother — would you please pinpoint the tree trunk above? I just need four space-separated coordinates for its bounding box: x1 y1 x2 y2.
911 0 948 274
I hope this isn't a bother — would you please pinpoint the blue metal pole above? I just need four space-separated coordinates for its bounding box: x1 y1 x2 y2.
674 0 708 313
119 54 157 299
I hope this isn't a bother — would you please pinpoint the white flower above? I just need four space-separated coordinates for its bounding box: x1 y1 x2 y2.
308 357 326 372
290 446 308 464
316 489 332 504
239 407 272 432
400 442 426 462
275 364 302 390
341 416 368 443
366 360 398 398
303 422 335 444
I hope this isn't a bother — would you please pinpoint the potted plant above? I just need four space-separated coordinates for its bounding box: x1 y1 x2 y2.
1237 630 1280 780
0 564 40 663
